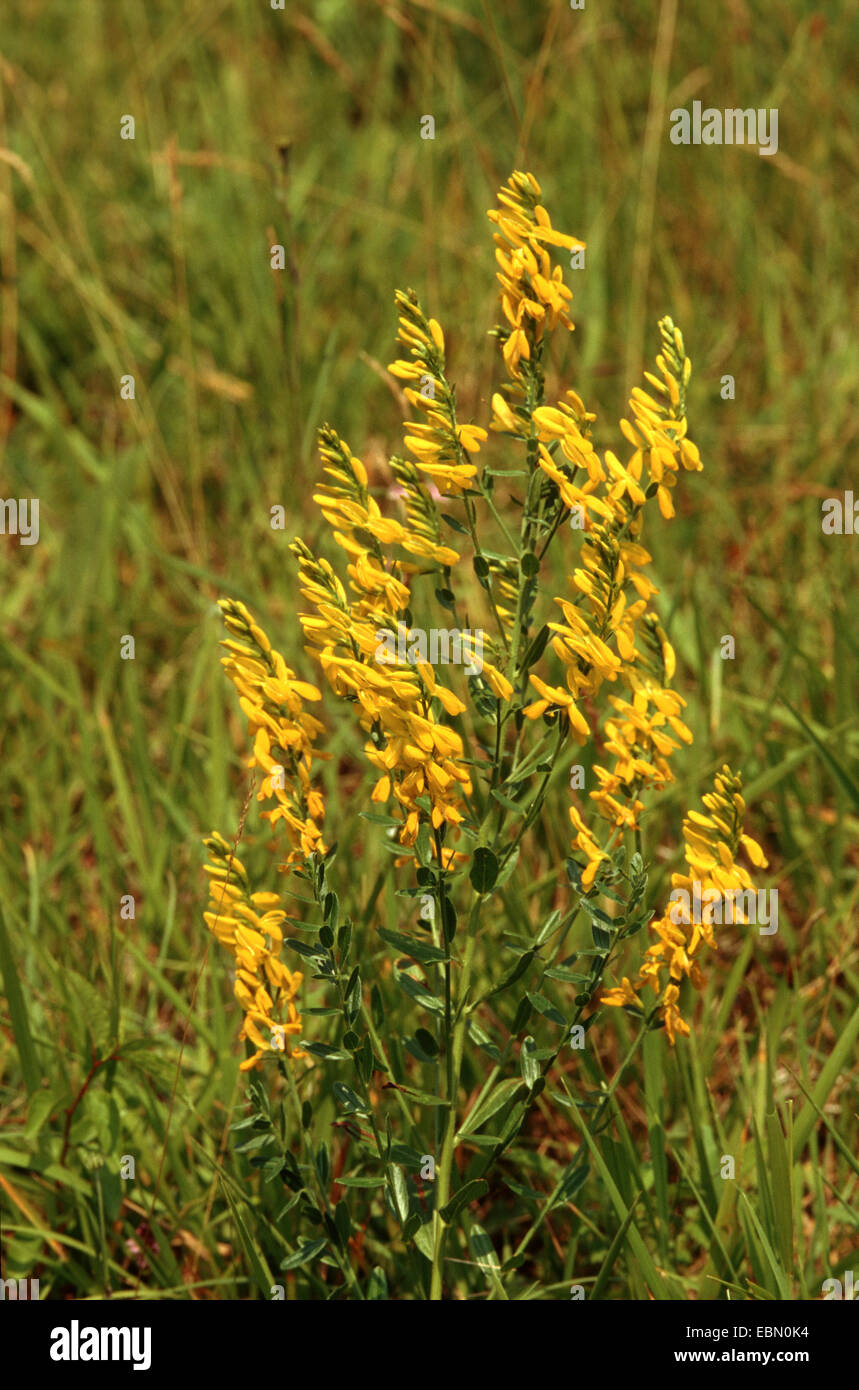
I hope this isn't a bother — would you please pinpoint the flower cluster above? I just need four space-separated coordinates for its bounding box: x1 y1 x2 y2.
620 316 702 520
202 833 305 1070
518 321 702 886
291 524 478 864
217 598 327 867
201 603 329 1068
387 452 459 570
204 169 766 1084
388 289 486 497
485 178 705 896
487 170 584 380
292 313 518 864
602 767 769 1042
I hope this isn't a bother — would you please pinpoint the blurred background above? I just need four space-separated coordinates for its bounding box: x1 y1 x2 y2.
0 0 857 1298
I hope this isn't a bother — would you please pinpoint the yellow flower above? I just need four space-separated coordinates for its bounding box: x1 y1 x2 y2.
523 673 590 739
620 317 702 520
389 289 485 497
487 171 584 382
603 766 768 1044
218 599 327 869
568 804 610 888
388 454 460 568
600 977 642 1009
524 314 705 888
291 541 474 866
202 833 306 1070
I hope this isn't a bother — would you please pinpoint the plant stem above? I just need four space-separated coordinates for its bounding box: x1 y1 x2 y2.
282 1061 365 1300
429 896 482 1300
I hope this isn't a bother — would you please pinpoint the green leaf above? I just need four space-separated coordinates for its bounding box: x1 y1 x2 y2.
781 698 859 809
526 992 567 1027
473 555 491 589
469 1223 508 1299
535 909 563 945
441 1179 489 1225
457 1078 526 1139
414 1026 439 1059
379 927 448 965
261 1155 288 1183
413 1219 436 1262
390 1165 410 1223
765 1110 793 1276
552 1159 590 1207
395 969 445 1015
356 1034 376 1084
591 921 612 951
389 1143 423 1168
522 624 551 671
520 1036 540 1089
466 1018 503 1063
490 789 526 818
302 1042 350 1061
315 1142 330 1187
441 896 457 942
793 1003 859 1154
470 846 500 894
87 1090 121 1154
396 1085 451 1108
332 1082 368 1116
434 587 456 613
543 966 591 983
62 968 114 1053
738 1192 790 1300
482 950 536 1002
367 1267 389 1299
222 1180 276 1295
25 1087 59 1140
0 903 41 1095
566 1092 674 1299
285 939 329 962
279 1238 328 1272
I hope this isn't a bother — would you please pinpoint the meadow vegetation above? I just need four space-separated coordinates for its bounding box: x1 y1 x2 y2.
0 0 856 1300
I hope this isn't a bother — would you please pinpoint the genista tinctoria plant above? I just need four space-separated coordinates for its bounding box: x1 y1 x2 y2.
203 171 768 1300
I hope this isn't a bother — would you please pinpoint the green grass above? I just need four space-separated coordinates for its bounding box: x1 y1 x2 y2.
0 0 856 1299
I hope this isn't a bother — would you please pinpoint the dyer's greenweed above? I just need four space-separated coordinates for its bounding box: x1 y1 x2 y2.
202 171 768 1299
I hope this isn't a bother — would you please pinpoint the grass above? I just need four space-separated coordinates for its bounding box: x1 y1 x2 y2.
0 0 856 1299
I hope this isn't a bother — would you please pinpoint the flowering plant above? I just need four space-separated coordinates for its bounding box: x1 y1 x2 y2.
203 172 767 1300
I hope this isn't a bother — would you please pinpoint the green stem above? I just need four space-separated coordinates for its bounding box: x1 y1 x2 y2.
282 1061 365 1300
429 896 482 1300
463 493 510 652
